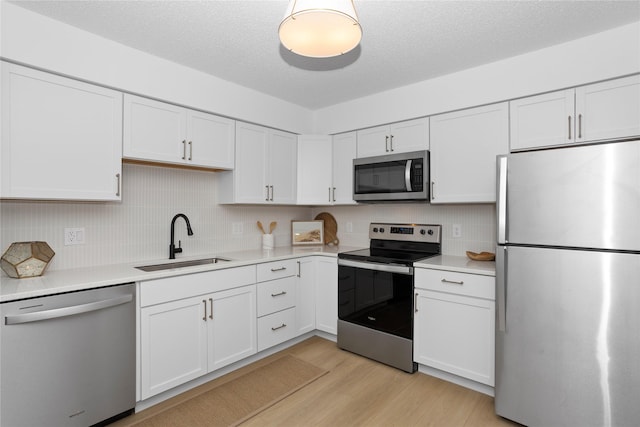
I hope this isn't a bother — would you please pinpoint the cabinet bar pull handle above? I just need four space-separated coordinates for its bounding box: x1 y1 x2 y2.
271 291 287 297
265 185 270 201
332 187 336 202
431 181 435 200
578 114 582 139
385 135 389 152
182 140 187 159
390 134 394 151
116 173 121 197
297 261 301 277
271 323 287 331
441 278 464 285
209 298 213 319
202 300 207 321
270 185 274 201
329 187 331 202
414 292 419 313
568 116 572 140
270 266 287 272
188 141 193 161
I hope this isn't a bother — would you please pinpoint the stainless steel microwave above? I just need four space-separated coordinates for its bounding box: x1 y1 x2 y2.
353 150 430 202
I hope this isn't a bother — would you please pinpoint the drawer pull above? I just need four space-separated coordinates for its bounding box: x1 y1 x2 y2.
271 323 287 331
209 298 213 319
270 266 287 272
271 291 287 297
202 300 207 321
441 278 464 285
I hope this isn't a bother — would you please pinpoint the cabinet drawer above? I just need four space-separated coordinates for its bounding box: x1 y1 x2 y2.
415 269 494 300
140 265 256 307
257 307 296 352
256 259 297 282
257 276 296 317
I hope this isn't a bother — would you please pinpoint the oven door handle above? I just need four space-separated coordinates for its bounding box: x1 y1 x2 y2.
338 259 413 275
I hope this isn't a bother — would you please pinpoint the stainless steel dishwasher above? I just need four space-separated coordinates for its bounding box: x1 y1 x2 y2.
1 283 136 427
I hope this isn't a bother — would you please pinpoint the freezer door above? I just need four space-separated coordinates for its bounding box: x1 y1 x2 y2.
495 246 640 426
507 140 640 251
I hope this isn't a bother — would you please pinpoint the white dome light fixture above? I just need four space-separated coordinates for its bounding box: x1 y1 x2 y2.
279 0 362 58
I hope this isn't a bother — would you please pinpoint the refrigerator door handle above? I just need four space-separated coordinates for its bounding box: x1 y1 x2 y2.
496 155 508 244
496 246 507 332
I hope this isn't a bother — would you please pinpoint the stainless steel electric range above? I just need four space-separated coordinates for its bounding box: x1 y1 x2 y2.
337 223 442 373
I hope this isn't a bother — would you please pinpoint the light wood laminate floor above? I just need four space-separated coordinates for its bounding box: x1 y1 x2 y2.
120 336 519 427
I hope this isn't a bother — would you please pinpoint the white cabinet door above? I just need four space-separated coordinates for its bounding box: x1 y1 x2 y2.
430 102 509 203
332 132 357 205
1 63 122 200
509 90 575 151
218 123 296 204
269 129 297 204
297 135 333 204
315 257 338 335
356 118 429 158
356 125 389 157
295 258 316 335
140 296 208 400
208 285 257 372
186 110 235 169
123 94 187 165
414 289 495 386
576 75 640 143
123 94 235 169
230 122 269 203
388 117 429 153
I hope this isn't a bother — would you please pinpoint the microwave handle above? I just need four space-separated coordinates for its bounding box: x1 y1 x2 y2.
405 159 412 191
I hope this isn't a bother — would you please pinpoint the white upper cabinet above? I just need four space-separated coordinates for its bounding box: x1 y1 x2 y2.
123 94 235 169
430 102 509 204
510 75 640 151
1 63 123 201
331 132 357 205
575 75 640 143
296 132 356 205
356 117 429 158
218 122 296 204
296 135 333 205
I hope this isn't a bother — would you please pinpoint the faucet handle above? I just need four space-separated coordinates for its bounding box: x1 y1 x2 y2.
174 240 183 254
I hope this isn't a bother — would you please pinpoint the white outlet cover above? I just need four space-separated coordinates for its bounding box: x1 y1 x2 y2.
64 227 85 245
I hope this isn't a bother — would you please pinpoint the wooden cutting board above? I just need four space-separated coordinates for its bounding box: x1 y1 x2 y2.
314 212 339 246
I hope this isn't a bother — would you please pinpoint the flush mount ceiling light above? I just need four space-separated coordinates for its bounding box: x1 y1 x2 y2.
279 0 362 58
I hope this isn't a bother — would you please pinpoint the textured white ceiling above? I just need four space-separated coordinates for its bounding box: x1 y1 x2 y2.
8 0 640 110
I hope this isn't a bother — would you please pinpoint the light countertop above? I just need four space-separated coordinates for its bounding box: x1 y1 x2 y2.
414 255 496 276
0 245 360 303
1 248 495 302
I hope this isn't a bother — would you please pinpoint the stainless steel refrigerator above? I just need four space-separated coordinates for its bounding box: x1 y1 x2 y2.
495 140 640 426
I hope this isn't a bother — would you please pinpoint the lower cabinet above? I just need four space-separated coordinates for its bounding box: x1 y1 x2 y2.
295 258 316 335
139 267 256 400
414 268 495 387
315 257 338 335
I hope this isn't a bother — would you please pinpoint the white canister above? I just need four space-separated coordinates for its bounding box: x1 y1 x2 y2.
262 234 274 249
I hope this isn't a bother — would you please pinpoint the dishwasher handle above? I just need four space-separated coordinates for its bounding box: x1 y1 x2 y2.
5 294 133 325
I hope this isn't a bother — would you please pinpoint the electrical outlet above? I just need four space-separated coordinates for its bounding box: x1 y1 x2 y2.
346 222 353 233
452 224 462 238
64 227 85 245
232 222 243 235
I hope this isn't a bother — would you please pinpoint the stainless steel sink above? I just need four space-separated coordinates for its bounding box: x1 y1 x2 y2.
135 257 230 272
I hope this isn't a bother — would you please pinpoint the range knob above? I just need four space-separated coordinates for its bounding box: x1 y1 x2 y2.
379 227 385 233
420 229 426 235
373 227 379 233
428 229 434 235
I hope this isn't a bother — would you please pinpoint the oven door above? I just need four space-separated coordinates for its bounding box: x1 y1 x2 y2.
338 259 414 339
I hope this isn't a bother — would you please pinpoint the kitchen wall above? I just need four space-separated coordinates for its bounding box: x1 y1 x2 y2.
0 163 495 272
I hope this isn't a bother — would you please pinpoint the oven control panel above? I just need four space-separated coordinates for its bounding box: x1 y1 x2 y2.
369 223 441 243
